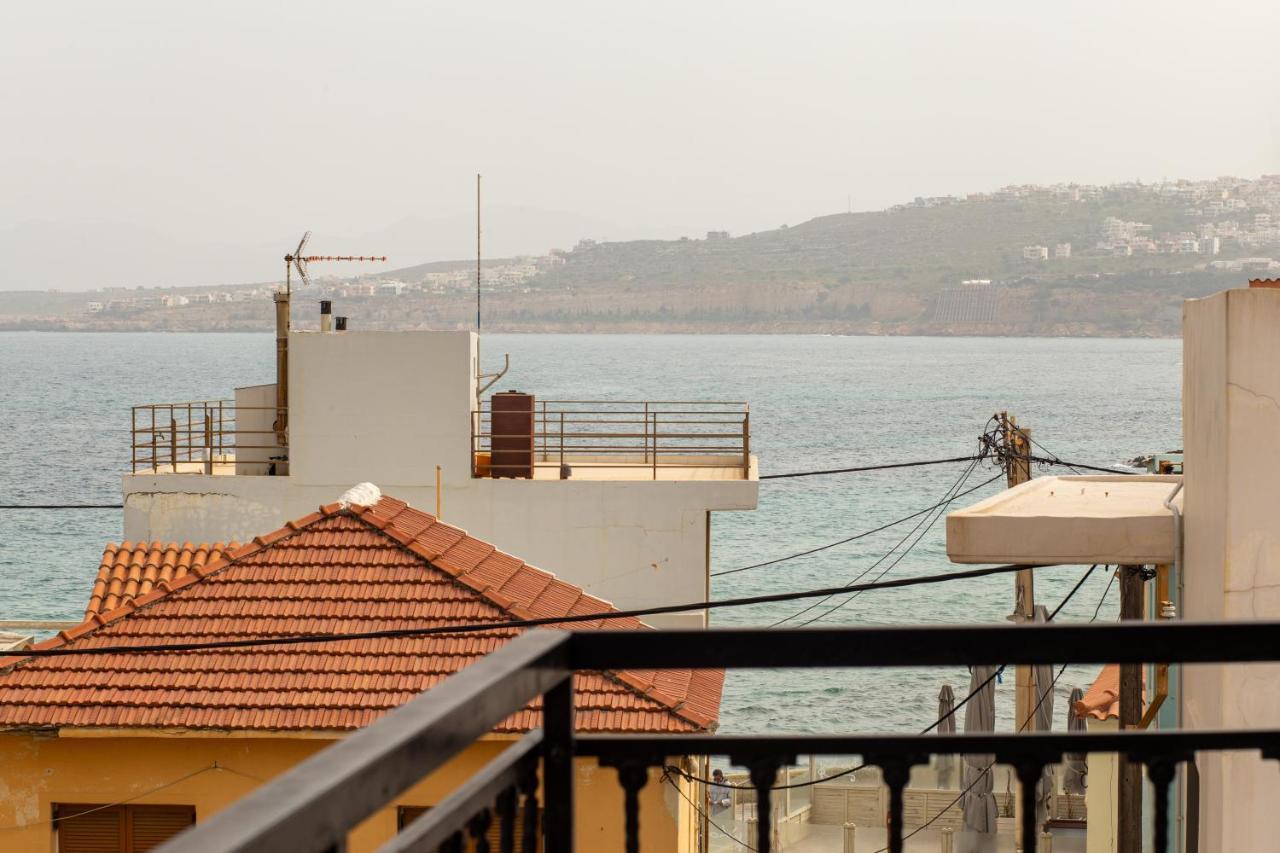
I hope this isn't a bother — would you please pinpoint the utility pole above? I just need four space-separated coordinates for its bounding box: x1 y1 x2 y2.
476 173 482 332
1117 564 1146 853
1000 412 1036 850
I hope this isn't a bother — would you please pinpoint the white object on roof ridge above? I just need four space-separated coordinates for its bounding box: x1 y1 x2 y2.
338 482 382 509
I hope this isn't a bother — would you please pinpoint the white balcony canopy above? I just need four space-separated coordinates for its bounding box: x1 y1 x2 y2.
945 475 1183 565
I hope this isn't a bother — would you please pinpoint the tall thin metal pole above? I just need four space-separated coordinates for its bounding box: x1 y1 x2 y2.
1118 564 1145 853
476 173 482 331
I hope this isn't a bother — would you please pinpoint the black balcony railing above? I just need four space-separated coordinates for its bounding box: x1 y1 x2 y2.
157 621 1280 853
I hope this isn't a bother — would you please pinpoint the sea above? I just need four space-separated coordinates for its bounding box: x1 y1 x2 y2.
0 332 1181 737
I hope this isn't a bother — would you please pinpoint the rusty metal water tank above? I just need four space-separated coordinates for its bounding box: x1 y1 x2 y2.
490 391 535 478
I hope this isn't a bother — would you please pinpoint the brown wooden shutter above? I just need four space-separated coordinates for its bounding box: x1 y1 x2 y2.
55 804 195 853
55 805 125 853
128 805 196 852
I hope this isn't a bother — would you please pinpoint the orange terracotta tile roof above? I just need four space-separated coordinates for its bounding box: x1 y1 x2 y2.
1074 663 1145 721
0 496 722 734
87 541 231 619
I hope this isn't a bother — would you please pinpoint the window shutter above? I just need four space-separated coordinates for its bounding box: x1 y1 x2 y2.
55 804 194 853
55 805 125 853
129 805 196 852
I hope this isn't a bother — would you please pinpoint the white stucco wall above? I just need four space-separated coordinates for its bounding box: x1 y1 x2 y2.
124 329 757 628
1085 717 1119 853
288 330 478 485
1182 287 1280 852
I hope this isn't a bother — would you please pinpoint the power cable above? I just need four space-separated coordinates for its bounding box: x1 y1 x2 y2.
712 474 1001 578
1028 456 1140 476
0 762 261 832
760 456 980 480
661 769 758 852
880 566 1118 850
1026 436 1084 475
5 561 1046 659
0 504 123 509
669 564 1102 795
770 456 986 628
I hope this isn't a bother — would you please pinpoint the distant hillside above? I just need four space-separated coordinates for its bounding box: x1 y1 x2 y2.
4 177 1276 336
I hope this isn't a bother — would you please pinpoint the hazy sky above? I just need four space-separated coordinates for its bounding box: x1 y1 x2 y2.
3 0 1278 271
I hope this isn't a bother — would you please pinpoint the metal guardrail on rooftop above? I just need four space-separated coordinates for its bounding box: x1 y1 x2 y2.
160 619 1280 853
471 400 751 480
131 402 286 475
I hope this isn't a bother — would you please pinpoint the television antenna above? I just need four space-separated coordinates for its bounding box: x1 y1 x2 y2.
283 231 387 295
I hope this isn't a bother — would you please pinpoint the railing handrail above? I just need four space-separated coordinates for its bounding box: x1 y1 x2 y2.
568 620 1280 670
156 619 1280 853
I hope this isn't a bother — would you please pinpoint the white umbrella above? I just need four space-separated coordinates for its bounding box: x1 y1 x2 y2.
1031 605 1056 829
936 684 957 788
961 664 999 834
1063 687 1088 796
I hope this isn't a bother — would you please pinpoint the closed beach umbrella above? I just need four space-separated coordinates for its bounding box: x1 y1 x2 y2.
1063 687 1087 796
961 664 999 834
936 684 957 788
1031 605 1056 828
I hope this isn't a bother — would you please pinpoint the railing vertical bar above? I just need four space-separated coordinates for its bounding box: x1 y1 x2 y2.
651 412 658 481
496 787 516 853
1149 759 1177 853
469 809 492 853
170 416 178 473
742 407 750 479
519 772 539 853
1017 762 1042 853
617 764 648 853
204 408 213 475
150 406 156 472
643 402 649 464
543 677 574 852
882 761 908 853
747 761 778 853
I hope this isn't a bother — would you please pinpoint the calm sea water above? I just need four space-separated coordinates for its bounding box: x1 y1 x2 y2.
0 332 1181 735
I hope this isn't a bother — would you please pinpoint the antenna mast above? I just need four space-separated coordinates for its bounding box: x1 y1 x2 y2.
273 233 388 447
476 173 482 331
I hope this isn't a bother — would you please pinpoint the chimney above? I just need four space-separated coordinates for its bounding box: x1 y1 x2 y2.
319 300 333 332
335 316 348 331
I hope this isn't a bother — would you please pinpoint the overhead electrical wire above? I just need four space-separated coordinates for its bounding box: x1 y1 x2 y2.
769 455 987 628
878 566 1118 851
711 473 1002 578
1028 455 1141 476
759 456 980 480
0 504 123 509
668 564 1103 798
6 561 1048 659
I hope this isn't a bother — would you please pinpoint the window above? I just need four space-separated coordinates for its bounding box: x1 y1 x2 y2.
398 804 541 851
55 804 195 853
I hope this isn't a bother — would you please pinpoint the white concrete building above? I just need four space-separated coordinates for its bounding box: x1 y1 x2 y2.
1022 245 1049 261
123 329 758 628
945 282 1280 852
1181 284 1280 853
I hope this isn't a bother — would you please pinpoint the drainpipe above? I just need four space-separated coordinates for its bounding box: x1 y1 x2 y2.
272 291 289 445
1163 480 1184 594
1162 478 1186 851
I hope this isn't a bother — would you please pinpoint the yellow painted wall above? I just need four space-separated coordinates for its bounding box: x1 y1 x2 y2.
0 732 691 853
